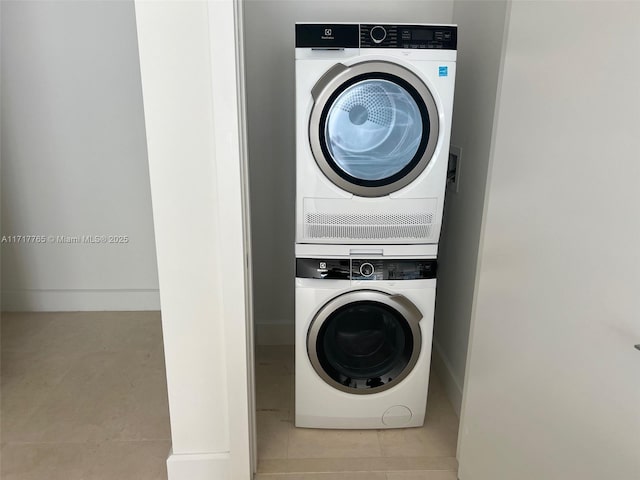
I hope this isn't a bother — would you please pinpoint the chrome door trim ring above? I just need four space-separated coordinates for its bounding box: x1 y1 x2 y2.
307 289 423 395
309 61 440 197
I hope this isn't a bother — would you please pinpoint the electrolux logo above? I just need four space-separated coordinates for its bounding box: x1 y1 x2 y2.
321 27 334 40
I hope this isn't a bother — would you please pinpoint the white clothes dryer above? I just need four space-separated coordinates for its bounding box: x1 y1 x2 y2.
295 245 437 429
295 23 457 245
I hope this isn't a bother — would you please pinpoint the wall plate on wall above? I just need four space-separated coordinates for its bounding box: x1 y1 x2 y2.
447 144 462 193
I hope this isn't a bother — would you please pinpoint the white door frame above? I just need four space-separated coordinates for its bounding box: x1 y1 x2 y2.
207 0 257 477
135 0 256 478
211 0 258 474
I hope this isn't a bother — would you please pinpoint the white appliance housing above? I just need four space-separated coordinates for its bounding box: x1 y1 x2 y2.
295 23 457 245
295 245 437 429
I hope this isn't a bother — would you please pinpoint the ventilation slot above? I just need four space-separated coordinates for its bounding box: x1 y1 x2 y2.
305 213 434 241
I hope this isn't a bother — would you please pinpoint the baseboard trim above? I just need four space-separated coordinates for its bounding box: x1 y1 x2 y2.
255 322 294 345
431 339 464 417
0 289 160 312
167 450 230 480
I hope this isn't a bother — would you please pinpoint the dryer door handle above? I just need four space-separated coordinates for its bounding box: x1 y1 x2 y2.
311 63 349 101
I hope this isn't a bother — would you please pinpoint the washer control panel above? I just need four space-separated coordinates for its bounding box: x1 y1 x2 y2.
296 258 437 280
296 24 457 50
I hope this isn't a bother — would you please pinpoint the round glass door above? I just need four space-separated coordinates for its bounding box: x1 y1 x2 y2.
309 61 440 197
307 291 423 394
324 79 424 182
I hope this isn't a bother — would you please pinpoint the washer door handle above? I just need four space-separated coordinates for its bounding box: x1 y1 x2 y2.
388 294 423 326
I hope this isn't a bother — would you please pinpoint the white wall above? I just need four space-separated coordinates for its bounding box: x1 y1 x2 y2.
1 0 158 311
432 0 508 414
244 0 455 342
458 1 640 478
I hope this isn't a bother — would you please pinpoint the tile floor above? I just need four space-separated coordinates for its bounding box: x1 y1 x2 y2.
255 346 459 480
1 312 459 480
1 312 171 480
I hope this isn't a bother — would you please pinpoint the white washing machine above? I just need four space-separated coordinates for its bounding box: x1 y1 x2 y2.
295 23 457 245
295 244 437 429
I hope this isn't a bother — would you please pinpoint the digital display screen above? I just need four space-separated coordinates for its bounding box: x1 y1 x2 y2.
412 30 434 41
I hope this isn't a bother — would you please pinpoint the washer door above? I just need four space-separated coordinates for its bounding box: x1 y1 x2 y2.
309 61 439 197
307 290 423 395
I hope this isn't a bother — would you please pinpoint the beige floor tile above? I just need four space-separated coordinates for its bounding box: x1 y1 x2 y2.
424 375 459 421
377 421 458 458
9 349 170 443
1 312 53 351
255 345 295 373
272 457 381 473
1 348 79 390
1 311 163 354
287 427 382 459
258 459 291 474
84 440 170 479
255 472 387 480
255 344 294 416
256 371 293 413
1 349 84 442
1 313 169 444
0 442 91 480
257 458 379 474
0 440 170 480
0 312 170 479
257 411 291 459
258 456 458 474
386 471 458 480
376 456 458 472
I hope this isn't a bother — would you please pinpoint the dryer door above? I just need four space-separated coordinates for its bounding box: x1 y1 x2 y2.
309 61 439 197
307 290 423 394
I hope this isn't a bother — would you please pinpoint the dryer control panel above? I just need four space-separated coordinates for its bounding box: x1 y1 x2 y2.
295 23 457 50
296 258 437 280
360 24 457 50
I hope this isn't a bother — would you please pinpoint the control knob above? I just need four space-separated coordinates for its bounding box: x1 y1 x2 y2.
370 26 387 44
360 262 375 277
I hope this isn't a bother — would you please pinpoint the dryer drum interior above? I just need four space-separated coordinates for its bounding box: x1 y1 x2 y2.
323 77 425 181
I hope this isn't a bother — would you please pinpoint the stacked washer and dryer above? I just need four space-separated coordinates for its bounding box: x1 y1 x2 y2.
294 23 457 429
